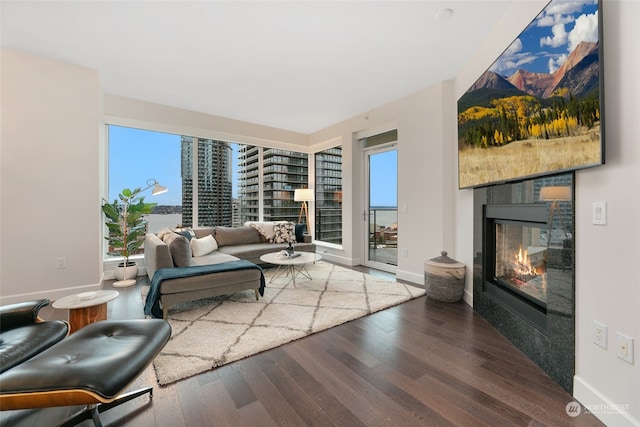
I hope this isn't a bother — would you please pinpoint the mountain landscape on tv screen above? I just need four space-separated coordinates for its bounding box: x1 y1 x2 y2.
459 41 599 113
457 0 602 189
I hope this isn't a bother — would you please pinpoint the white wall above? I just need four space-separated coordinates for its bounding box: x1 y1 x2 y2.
104 95 308 150
0 49 103 304
453 1 640 425
572 1 640 425
310 83 448 285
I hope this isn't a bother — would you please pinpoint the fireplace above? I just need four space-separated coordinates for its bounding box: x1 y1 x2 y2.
494 222 547 305
474 173 575 393
484 203 549 331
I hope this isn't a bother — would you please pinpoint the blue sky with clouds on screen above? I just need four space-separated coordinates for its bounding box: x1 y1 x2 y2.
490 0 598 76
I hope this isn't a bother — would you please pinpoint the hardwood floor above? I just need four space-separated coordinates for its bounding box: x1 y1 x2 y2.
1 266 604 426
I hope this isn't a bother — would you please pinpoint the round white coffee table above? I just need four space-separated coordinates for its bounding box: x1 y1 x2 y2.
260 251 322 286
53 290 119 333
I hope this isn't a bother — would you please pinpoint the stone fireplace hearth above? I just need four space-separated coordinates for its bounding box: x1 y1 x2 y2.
473 172 575 393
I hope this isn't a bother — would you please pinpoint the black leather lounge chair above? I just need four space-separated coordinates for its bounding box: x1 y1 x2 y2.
0 299 171 426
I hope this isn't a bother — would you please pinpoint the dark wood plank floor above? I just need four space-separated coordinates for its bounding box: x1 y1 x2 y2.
1 265 604 426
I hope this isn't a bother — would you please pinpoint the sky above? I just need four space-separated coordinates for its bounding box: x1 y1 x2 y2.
368 150 397 207
108 126 184 205
108 125 397 208
489 0 598 76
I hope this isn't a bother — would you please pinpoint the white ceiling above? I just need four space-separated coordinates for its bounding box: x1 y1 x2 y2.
1 1 513 134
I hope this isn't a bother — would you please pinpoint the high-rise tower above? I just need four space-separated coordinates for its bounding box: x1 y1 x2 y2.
315 146 342 244
237 146 308 225
181 137 233 227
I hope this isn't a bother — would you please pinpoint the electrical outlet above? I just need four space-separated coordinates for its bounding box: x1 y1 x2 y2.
56 257 67 269
616 333 634 364
593 321 607 349
402 248 409 257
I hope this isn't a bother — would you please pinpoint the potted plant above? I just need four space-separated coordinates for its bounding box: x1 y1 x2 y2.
102 186 158 285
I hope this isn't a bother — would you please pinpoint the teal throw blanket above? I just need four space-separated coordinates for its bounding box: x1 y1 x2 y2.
144 260 265 318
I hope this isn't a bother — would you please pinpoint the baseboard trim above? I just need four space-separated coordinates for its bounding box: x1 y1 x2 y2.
396 269 423 285
0 284 102 306
318 251 356 266
463 288 473 307
573 375 640 426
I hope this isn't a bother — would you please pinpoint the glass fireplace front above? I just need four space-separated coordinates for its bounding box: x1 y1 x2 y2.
483 202 550 331
494 221 547 307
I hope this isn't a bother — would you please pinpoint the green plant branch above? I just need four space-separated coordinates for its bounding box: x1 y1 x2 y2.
102 186 157 264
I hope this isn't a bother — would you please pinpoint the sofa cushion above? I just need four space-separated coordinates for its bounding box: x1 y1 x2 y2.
245 221 275 242
214 226 261 247
162 232 192 267
192 227 215 239
272 222 295 244
217 242 316 265
189 251 239 267
190 234 218 257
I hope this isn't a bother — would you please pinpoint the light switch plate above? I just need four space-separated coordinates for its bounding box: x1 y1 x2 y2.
592 201 607 225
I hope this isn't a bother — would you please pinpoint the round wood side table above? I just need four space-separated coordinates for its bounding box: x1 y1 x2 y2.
53 290 119 333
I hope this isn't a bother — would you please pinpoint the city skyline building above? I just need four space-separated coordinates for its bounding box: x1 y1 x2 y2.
315 147 342 244
181 137 233 227
238 146 309 225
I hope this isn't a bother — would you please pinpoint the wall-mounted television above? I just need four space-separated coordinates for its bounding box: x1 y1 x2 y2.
457 0 604 189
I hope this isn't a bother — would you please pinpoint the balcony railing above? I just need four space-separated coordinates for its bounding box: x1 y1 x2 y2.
369 207 397 266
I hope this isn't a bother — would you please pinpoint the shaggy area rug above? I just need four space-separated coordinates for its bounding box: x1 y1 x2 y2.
150 261 425 385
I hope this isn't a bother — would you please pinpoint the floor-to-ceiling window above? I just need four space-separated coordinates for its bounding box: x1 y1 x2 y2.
261 148 309 223
315 146 342 244
107 125 183 235
237 146 309 224
107 125 310 258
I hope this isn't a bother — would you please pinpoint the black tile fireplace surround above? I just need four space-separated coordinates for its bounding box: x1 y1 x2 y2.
473 173 575 393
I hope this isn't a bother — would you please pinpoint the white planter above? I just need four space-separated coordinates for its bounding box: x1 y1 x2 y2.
114 261 138 281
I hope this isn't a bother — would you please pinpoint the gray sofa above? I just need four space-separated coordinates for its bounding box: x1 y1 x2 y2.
144 223 315 318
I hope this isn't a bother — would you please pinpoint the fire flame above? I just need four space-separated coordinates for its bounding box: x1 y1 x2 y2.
513 246 537 276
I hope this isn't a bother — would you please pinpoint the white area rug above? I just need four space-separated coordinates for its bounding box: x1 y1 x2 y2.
151 261 425 385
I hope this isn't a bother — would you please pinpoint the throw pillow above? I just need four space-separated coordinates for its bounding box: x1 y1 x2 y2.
272 221 296 244
163 232 192 267
245 221 275 242
190 234 218 257
174 228 195 241
294 223 306 243
156 228 174 241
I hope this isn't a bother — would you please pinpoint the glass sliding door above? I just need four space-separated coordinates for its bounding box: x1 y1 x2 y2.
364 145 397 272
